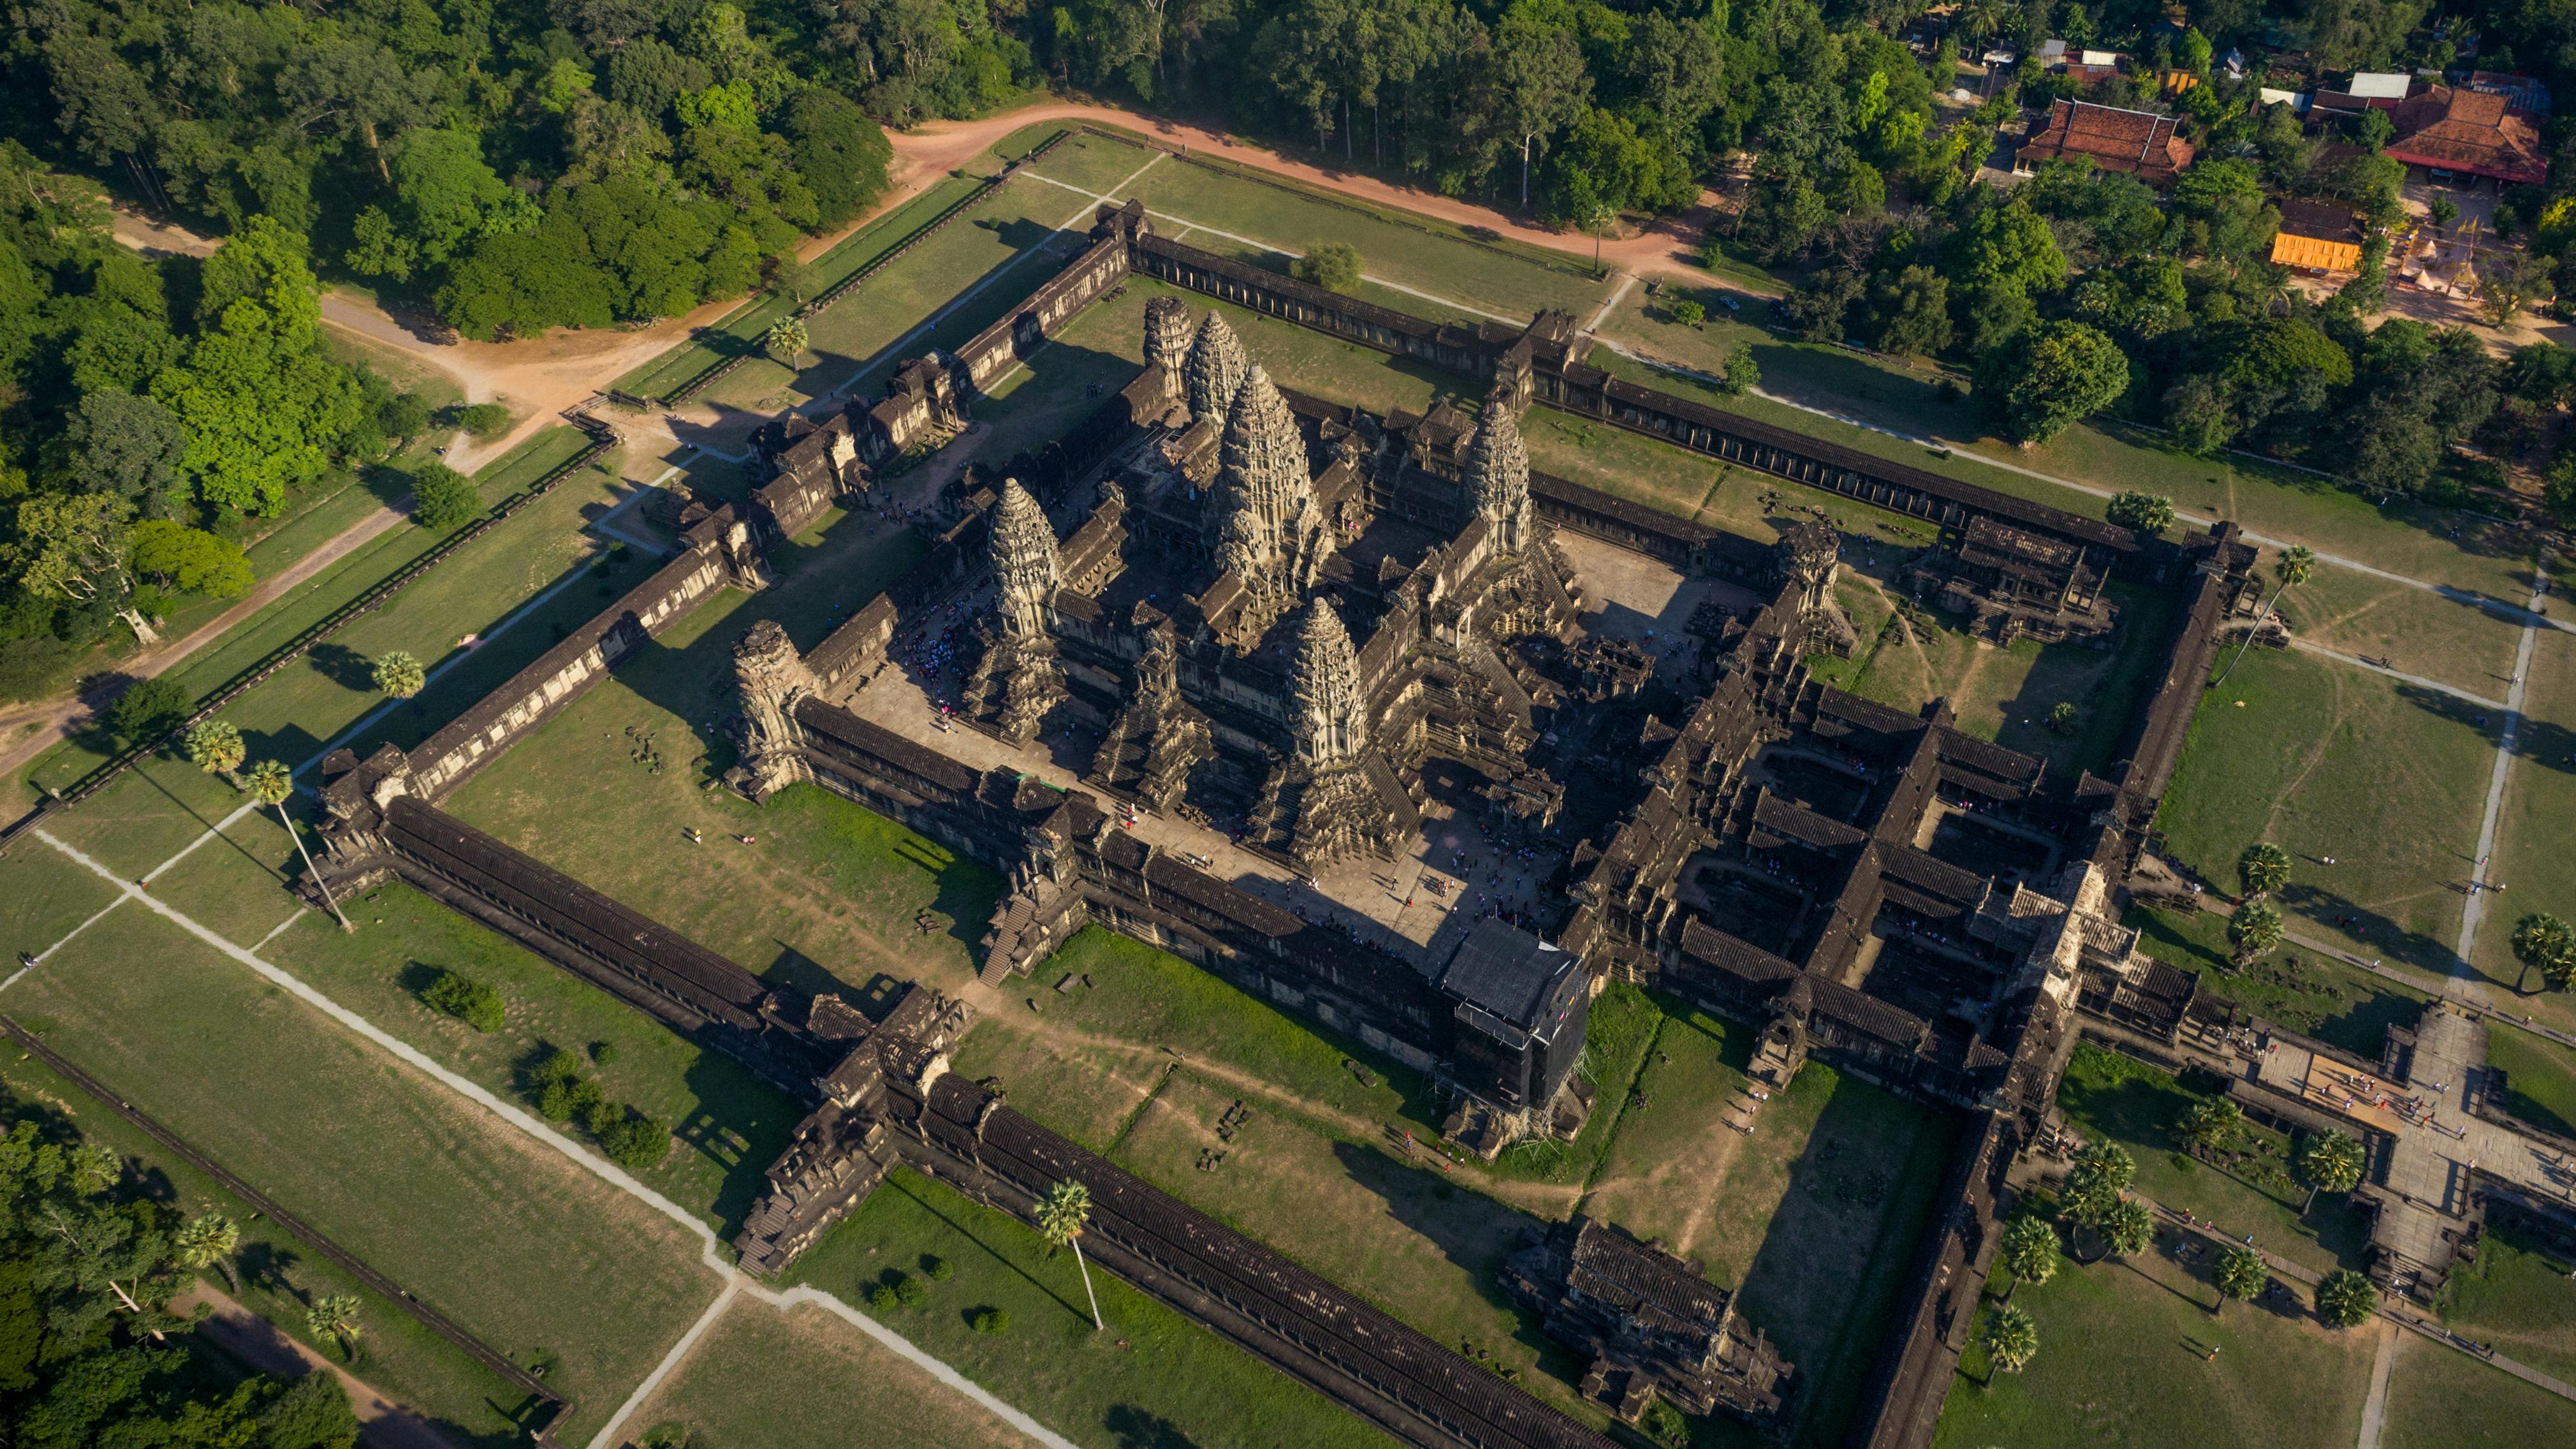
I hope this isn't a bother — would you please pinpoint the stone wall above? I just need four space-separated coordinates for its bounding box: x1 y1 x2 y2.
407 508 759 800
1845 1112 2014 1449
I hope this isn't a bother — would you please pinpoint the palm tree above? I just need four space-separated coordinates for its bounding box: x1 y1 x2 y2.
173 1213 242 1293
180 721 246 786
765 318 811 368
2061 1142 2135 1226
1036 1179 1103 1332
1996 1216 2060 1301
2316 1269 2378 1329
2102 1198 2155 1257
370 651 426 700
2237 842 2293 900
307 1294 363 1358
247 760 352 933
2213 545 2316 688
2228 901 2285 966
2177 1098 2244 1156
1979 1304 2039 1377
2297 1131 2366 1212
2510 911 2576 994
2213 1246 2267 1315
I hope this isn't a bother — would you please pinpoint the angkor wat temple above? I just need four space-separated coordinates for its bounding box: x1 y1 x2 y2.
300 168 2262 1449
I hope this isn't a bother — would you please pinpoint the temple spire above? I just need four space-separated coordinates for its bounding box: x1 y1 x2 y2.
1143 298 1192 407
1465 404 1532 551
1217 364 1312 540
990 479 1059 636
1184 312 1250 423
1286 598 1368 765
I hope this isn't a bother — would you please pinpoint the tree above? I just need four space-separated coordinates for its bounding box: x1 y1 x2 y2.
2100 1198 2155 1257
2061 1141 2135 1226
2237 842 2293 899
2479 251 2554 328
182 720 248 783
305 1294 363 1358
2213 1245 2267 1314
2105 491 2176 537
156 295 366 516
411 465 482 531
173 1212 242 1292
782 90 893 228
770 258 820 306
420 969 504 1031
259 1370 362 1449
66 392 189 519
372 652 426 700
2178 1098 2244 1155
1036 1178 1104 1331
11 492 157 644
1996 1215 2060 1299
1975 321 2128 446
279 37 443 182
2297 1131 2366 1210
457 403 512 440
1979 1304 2038 1374
1720 343 1760 395
2047 702 2078 736
2228 901 2286 965
128 521 254 603
112 677 189 742
1292 242 1365 292
2213 545 2315 688
2316 1269 2378 1328
1488 3 1591 210
249 760 352 932
1667 299 1706 327
764 317 810 367
2510 911 2576 993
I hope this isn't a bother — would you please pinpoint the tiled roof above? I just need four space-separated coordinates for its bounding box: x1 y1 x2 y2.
2017 101 2195 182
2384 85 2548 182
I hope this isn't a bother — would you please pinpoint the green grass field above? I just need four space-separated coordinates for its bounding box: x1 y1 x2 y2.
6 901 717 1445
2274 564 2527 698
0 1048 533 1445
625 1300 1032 1449
2380 1328 2576 1448
2153 646 2495 974
2436 1221 2576 1386
2469 629 2576 1035
2055 1043 2369 1279
2125 905 2436 1061
2488 1026 2576 1139
1931 1241 2376 1449
786 1166 1403 1449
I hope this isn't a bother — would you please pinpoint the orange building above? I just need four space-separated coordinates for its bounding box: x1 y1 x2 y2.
2269 199 2365 274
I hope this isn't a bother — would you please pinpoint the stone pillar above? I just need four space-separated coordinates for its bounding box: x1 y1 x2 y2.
1143 297 1193 409
1465 402 1533 553
990 479 1061 637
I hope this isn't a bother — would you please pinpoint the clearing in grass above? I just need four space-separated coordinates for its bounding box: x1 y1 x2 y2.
9 901 717 1446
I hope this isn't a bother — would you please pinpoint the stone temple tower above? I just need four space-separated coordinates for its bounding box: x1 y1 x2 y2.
729 619 818 801
1465 403 1533 553
1210 365 1333 621
959 479 1067 743
1185 312 1250 423
1143 297 1193 410
990 478 1061 637
1264 598 1407 869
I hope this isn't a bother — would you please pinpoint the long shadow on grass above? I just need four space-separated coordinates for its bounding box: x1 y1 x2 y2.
888 1174 1088 1321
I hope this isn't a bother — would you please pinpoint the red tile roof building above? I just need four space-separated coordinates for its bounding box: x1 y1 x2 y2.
2382 85 2547 184
2014 101 2195 186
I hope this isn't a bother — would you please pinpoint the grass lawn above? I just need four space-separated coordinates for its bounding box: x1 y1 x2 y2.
2152 645 2495 974
252 879 806 1236
785 1166 1402 1449
1651 1053 1958 1448
2273 562 2526 698
8 901 717 1445
2487 1026 2576 1139
2380 1327 2576 1448
2125 904 2435 1061
1930 1239 2375 1449
624 1300 1033 1449
0 1048 532 1446
2468 629 2576 1034
1600 285 2536 603
2055 1043 2370 1279
2436 1220 2576 1386
0 837 126 960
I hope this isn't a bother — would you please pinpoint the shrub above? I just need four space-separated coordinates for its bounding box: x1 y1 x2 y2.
1667 299 1705 327
2048 702 2078 736
2105 490 2177 536
456 402 511 439
598 1112 670 1171
590 1040 619 1066
1290 241 1363 292
420 969 505 1031
639 1424 692 1449
410 464 481 531
893 1271 928 1309
869 1284 900 1311
1638 1397 1690 1449
968 1306 1010 1334
923 1255 953 1281
113 677 191 742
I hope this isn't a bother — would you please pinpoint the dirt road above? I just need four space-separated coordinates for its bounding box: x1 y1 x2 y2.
172 1284 462 1449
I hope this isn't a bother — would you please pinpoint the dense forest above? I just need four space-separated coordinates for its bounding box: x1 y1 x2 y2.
0 1090 366 1449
